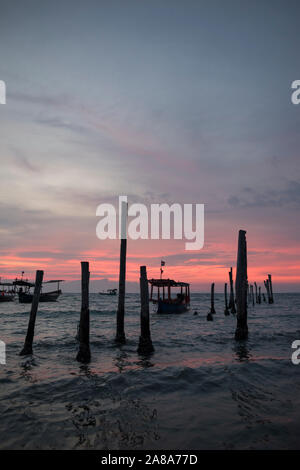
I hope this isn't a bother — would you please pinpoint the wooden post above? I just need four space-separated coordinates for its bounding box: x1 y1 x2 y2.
137 266 154 354
264 279 271 304
258 286 261 304
76 262 91 363
263 293 266 302
254 282 258 303
250 284 254 306
268 274 274 304
115 201 127 343
224 283 230 316
235 230 248 340
209 282 216 314
229 267 236 314
20 270 44 355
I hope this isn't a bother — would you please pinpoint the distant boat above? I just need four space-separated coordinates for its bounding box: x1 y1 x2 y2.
0 282 15 302
148 278 190 314
99 288 117 296
13 279 64 303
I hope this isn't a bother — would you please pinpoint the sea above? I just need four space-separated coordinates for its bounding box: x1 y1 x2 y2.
0 293 299 450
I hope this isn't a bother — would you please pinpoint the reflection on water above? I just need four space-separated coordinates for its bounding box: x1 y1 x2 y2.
113 350 131 373
19 358 37 383
135 356 155 369
233 341 252 362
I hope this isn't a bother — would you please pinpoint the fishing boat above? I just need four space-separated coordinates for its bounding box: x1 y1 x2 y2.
0 282 15 302
13 279 64 303
148 278 190 314
99 288 117 296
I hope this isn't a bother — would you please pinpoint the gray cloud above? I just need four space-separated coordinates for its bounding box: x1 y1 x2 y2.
228 181 300 208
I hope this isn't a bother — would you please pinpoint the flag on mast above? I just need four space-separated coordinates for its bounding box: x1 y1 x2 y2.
160 260 165 278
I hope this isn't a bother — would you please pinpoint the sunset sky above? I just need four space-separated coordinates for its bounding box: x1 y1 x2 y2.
0 0 299 291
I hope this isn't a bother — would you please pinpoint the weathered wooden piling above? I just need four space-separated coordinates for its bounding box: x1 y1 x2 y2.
115 201 128 343
264 279 271 304
137 266 154 354
76 262 91 363
235 230 248 340
258 286 262 304
229 267 236 314
268 274 274 304
20 270 44 355
254 282 258 303
250 284 255 306
224 283 230 316
210 282 216 314
263 293 266 302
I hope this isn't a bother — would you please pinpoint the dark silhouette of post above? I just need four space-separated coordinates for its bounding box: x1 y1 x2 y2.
254 282 258 303
210 282 216 314
76 262 91 363
20 270 44 355
229 267 236 314
250 284 255 306
264 279 271 304
258 286 261 304
263 293 266 302
235 230 248 340
137 266 154 354
115 201 128 343
224 283 230 316
207 312 213 321
268 274 274 304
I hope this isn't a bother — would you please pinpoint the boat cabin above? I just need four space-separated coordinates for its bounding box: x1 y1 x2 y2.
148 278 190 314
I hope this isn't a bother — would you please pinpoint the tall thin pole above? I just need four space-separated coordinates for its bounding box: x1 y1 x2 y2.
138 266 154 354
235 230 248 340
20 270 44 356
250 284 254 306
76 262 91 363
115 201 127 343
254 282 258 303
258 286 261 304
268 274 274 304
229 267 236 314
210 282 216 314
224 283 230 316
264 279 271 304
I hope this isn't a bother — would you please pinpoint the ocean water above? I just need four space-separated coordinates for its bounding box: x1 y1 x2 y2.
0 293 299 450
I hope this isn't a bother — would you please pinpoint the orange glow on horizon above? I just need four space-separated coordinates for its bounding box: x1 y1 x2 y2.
1 243 299 290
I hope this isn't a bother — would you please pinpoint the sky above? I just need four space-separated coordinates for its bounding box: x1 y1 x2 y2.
0 0 299 292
